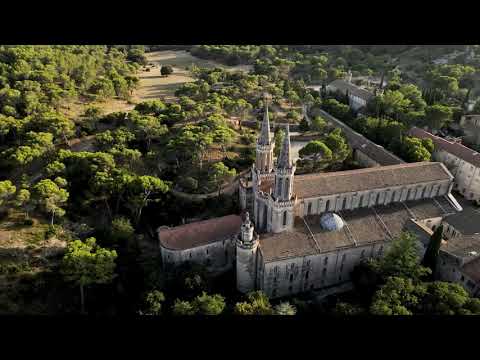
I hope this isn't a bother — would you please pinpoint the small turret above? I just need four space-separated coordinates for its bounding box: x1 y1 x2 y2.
236 212 259 294
240 212 254 244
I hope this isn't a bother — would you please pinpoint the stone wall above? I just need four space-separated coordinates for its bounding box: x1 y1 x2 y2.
259 242 387 299
434 149 480 202
297 180 452 217
161 234 238 273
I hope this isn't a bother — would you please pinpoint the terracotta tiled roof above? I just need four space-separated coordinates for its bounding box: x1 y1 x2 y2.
444 208 480 236
328 79 374 102
318 109 404 166
462 257 480 283
410 127 480 168
259 197 447 262
293 162 452 199
158 215 242 250
440 234 480 259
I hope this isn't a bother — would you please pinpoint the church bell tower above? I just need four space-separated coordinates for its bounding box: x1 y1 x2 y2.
255 94 274 174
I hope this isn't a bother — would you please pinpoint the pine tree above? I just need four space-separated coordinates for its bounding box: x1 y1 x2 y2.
422 225 444 277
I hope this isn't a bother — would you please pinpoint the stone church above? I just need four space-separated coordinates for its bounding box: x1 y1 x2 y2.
158 102 462 299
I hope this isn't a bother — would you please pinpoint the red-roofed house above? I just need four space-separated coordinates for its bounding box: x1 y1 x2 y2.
410 127 480 203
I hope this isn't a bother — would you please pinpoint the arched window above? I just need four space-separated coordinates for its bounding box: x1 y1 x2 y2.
285 177 290 199
276 178 282 197
326 200 331 211
283 211 287 226
263 204 268 229
342 197 347 209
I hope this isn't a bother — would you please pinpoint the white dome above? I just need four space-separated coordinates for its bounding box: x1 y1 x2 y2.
320 212 345 231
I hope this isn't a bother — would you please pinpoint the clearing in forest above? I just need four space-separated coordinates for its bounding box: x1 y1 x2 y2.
135 50 253 102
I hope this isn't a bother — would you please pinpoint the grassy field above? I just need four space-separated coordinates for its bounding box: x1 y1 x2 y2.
134 50 253 102
60 50 253 123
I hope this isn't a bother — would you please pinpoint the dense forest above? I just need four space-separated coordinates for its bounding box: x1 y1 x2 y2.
1 44 480 315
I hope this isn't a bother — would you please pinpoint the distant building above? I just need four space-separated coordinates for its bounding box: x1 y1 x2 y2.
410 127 480 203
432 209 480 297
318 109 404 167
326 79 374 111
460 115 480 145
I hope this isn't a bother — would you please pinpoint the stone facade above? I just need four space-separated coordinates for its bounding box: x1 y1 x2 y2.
460 115 480 146
158 102 464 301
410 127 480 203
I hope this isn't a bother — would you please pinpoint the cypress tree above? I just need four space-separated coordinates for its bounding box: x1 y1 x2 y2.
422 225 444 276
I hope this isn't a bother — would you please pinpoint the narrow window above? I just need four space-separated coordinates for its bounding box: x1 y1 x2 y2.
289 274 293 282
276 179 282 197
342 197 347 209
322 268 327 276
206 249 209 255
285 177 290 199
310 284 314 290
288 286 293 292
461 275 465 281
324 257 328 265
189 253 192 259
308 202 312 215
339 276 342 281
283 211 287 226
272 289 277 297
342 254 346 263
326 200 331 211
305 271 309 280
340 264 344 272
361 250 365 258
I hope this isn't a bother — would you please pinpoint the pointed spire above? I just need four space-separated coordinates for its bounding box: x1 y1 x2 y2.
277 124 292 169
258 94 271 145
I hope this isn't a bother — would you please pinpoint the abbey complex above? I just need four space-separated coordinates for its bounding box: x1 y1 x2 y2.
158 101 480 299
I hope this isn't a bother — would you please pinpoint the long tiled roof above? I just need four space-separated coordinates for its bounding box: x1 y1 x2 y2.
158 215 242 250
293 162 452 199
410 127 480 168
259 197 451 262
318 109 405 166
444 208 480 236
441 234 480 259
462 257 480 283
328 79 374 101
